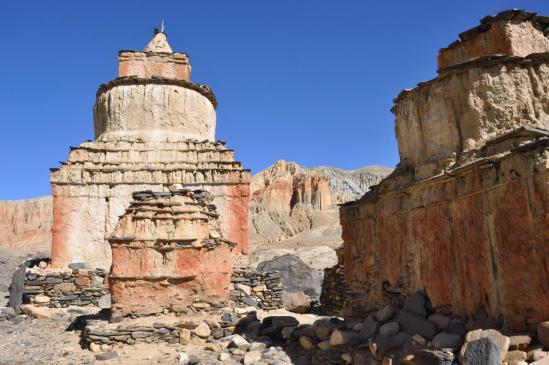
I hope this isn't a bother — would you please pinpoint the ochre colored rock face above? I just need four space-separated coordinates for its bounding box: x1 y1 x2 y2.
50 33 250 269
109 190 233 317
0 197 52 253
338 10 549 330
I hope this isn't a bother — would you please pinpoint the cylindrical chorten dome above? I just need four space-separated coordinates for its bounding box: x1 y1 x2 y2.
93 32 217 142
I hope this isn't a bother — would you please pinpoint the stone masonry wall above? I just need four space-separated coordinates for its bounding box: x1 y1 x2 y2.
22 265 109 309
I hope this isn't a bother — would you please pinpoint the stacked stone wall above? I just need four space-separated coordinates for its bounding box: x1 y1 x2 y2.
22 266 109 309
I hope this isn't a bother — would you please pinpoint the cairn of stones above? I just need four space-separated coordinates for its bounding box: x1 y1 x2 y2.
109 189 235 318
332 9 549 330
50 30 250 271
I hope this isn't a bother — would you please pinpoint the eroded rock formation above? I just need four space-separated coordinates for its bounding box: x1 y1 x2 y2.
337 10 549 330
109 189 234 317
50 31 250 269
0 197 52 253
249 160 390 245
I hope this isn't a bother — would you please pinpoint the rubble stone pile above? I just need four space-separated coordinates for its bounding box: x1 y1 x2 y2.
230 269 285 310
22 265 110 309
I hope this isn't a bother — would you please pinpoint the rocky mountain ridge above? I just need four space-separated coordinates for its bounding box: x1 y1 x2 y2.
0 197 52 253
249 160 391 246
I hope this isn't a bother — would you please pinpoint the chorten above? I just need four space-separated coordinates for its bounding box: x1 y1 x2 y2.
50 28 250 269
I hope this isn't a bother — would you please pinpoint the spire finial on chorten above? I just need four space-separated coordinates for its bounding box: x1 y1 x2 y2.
145 20 172 53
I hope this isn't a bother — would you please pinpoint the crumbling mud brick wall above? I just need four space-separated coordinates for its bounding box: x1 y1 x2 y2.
337 10 549 330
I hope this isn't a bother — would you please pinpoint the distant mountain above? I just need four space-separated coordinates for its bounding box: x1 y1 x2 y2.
0 196 52 253
249 160 391 247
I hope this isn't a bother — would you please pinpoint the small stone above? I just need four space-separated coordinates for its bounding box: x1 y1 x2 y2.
271 316 299 331
460 329 510 363
318 340 332 350
253 284 266 292
382 356 393 365
218 353 230 361
243 350 262 365
33 294 51 304
249 342 266 352
192 302 210 310
505 350 527 365
95 351 118 361
509 334 532 351
74 276 91 287
68 262 87 269
179 329 191 345
241 296 258 308
315 324 333 339
100 344 112 352
281 326 296 339
360 315 379 339
131 331 150 339
530 350 548 362
194 322 210 339
412 334 427 346
463 337 501 365
222 311 238 323
235 284 252 296
428 314 451 330
397 310 437 340
299 336 315 350
379 322 399 337
98 294 111 309
342 353 353 363
403 291 429 317
432 332 462 349
188 356 200 365
537 322 549 348
38 261 48 269
330 329 349 346
413 349 454 365
282 291 310 314
90 342 101 353
375 305 395 323
178 352 189 365
352 323 363 331
228 334 250 350
21 304 52 319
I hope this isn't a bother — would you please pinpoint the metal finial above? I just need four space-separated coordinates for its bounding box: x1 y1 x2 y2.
154 19 166 34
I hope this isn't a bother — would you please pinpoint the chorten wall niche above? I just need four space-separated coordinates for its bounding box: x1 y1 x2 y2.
109 190 234 317
50 31 250 270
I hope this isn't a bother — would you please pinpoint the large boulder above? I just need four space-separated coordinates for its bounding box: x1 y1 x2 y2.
257 254 322 297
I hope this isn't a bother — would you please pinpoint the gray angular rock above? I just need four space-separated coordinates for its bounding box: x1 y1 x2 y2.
396 310 437 340
428 314 451 330
403 291 429 317
379 322 399 337
257 255 322 297
538 322 549 348
375 305 395 323
95 351 118 361
463 337 501 365
432 332 462 349
413 349 454 365
460 329 509 363
359 315 379 340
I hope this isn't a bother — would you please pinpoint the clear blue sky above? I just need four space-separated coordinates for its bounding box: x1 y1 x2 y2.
1 1 548 199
